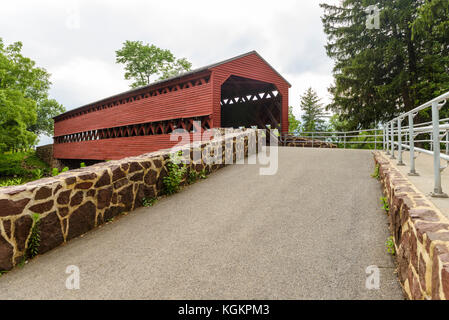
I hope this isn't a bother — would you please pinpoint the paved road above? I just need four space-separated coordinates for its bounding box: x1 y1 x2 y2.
0 148 403 299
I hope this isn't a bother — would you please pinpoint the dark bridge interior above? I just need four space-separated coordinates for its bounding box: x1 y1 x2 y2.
220 75 281 130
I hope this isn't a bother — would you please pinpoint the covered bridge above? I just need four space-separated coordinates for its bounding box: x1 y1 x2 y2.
53 51 291 160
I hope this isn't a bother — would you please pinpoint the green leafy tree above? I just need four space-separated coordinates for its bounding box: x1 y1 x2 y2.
288 106 301 134
116 41 192 88
300 88 327 132
29 98 65 137
320 0 449 128
0 39 65 150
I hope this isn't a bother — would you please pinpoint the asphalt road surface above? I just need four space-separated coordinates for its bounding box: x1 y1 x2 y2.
0 147 403 299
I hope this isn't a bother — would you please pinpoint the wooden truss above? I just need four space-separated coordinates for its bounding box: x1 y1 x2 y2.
54 116 212 144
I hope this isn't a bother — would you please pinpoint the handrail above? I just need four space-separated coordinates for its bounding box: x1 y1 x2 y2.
383 90 449 197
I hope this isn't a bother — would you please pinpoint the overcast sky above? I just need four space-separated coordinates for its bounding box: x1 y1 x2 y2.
0 0 339 145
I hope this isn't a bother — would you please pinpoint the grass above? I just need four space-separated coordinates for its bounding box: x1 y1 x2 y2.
0 151 50 186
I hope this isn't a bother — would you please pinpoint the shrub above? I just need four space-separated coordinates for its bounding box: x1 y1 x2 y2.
163 151 187 195
386 236 395 255
142 197 157 207
26 213 41 259
0 177 24 187
52 168 60 176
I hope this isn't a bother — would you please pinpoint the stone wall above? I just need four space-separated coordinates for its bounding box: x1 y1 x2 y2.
374 151 449 300
35 144 63 169
281 135 337 148
0 129 259 271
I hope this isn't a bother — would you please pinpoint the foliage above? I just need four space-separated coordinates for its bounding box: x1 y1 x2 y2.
371 164 380 180
52 167 69 176
52 167 60 176
386 236 396 255
380 196 389 213
116 41 192 88
300 88 327 133
29 98 65 137
142 197 157 207
0 151 48 178
320 0 449 129
26 213 41 259
0 38 65 151
31 168 43 180
288 106 302 135
163 151 187 195
80 162 86 168
0 177 24 187
187 170 199 185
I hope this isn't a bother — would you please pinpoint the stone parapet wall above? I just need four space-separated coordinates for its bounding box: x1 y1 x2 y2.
35 144 63 169
374 151 449 300
0 129 259 271
281 135 337 149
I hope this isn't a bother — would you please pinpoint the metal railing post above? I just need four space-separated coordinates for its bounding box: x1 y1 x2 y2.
397 118 405 165
431 101 448 197
375 130 377 150
383 127 385 151
446 130 449 155
386 123 390 155
312 133 314 148
431 133 434 151
408 113 419 176
390 121 396 159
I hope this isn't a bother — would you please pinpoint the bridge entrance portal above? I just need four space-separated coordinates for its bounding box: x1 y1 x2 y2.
220 76 282 131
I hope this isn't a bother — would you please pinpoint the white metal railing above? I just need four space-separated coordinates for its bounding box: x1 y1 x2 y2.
282 129 384 149
384 91 449 198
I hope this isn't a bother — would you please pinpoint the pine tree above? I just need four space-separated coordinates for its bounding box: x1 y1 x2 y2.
320 0 449 128
300 88 326 133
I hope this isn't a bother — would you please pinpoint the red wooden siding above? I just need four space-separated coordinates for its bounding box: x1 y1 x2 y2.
53 51 290 160
54 83 212 136
53 134 196 160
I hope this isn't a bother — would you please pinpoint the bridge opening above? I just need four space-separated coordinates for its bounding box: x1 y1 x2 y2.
220 75 281 131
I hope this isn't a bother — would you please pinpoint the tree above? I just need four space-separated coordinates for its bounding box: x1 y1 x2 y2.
116 41 192 88
288 106 301 134
29 98 65 137
320 0 449 129
300 88 327 132
0 38 64 151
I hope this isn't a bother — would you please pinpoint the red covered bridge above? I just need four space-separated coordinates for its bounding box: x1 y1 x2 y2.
53 51 291 160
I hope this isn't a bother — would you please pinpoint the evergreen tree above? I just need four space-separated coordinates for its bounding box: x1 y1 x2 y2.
320 0 449 128
300 88 327 132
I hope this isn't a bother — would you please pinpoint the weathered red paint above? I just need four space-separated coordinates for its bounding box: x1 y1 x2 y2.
53 51 290 160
